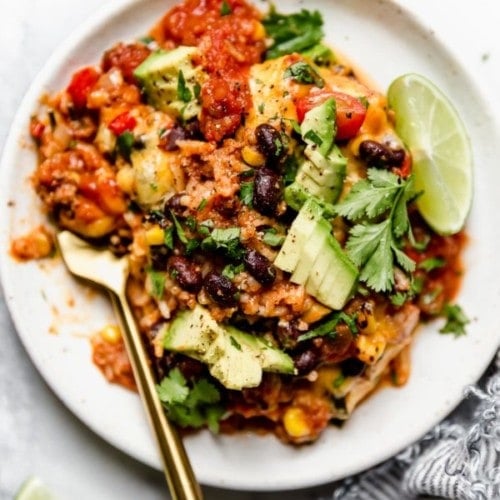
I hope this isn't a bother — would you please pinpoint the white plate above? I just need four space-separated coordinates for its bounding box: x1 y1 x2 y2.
1 0 500 491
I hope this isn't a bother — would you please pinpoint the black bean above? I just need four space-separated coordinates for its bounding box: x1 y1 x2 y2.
159 125 187 151
389 148 406 167
340 358 366 377
169 256 202 293
159 121 201 152
108 231 133 257
358 140 393 168
359 140 407 169
276 320 302 349
204 272 239 307
150 245 169 271
243 249 276 286
253 168 282 216
164 193 186 216
183 119 203 140
255 124 287 162
294 349 319 375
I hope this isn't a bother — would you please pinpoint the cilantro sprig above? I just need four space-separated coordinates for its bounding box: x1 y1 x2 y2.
334 169 418 292
201 227 245 261
440 304 469 337
298 311 358 342
284 61 324 88
157 368 225 432
263 7 324 60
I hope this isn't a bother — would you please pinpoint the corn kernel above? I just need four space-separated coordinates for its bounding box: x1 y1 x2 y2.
283 407 311 439
355 334 386 365
242 145 265 167
100 324 121 344
116 165 136 194
145 225 165 246
301 302 331 324
253 21 266 41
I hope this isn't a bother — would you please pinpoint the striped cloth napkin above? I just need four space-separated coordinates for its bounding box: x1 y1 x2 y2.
327 351 500 500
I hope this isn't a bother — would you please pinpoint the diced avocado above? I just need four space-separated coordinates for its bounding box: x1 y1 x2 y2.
291 217 330 284
315 234 359 310
164 305 295 390
226 326 295 374
301 97 336 156
305 144 347 200
134 46 204 120
284 181 312 212
274 198 324 272
284 144 347 212
208 334 263 390
274 199 359 310
165 305 220 354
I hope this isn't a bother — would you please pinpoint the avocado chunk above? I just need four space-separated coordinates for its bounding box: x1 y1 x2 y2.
291 217 330 284
274 199 358 310
301 97 336 156
134 46 204 120
315 234 359 309
284 144 347 212
274 197 324 272
163 305 295 390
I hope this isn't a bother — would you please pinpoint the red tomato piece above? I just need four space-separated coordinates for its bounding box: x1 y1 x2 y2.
393 152 412 178
295 89 367 141
108 112 137 135
30 119 45 140
67 67 100 109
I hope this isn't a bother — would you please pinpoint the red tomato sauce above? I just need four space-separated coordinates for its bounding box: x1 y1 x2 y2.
155 0 266 141
406 216 467 316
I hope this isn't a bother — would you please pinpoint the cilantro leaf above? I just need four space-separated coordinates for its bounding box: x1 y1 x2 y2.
222 263 244 280
262 228 285 247
332 374 345 388
347 220 395 292
335 169 404 221
148 268 166 299
336 169 417 292
169 212 200 253
239 181 254 207
157 370 225 431
298 311 358 341
440 304 469 337
284 61 324 88
263 7 324 59
164 226 174 250
170 211 188 245
116 131 135 160
301 43 335 66
220 0 232 16
156 368 189 403
418 257 446 272
177 70 192 103
201 227 244 261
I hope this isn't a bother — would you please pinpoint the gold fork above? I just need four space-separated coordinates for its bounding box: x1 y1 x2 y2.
56 230 202 500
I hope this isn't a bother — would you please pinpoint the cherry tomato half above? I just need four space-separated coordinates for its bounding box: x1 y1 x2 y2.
295 89 367 141
108 112 137 135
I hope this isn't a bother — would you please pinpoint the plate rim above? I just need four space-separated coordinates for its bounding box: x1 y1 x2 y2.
1 0 500 492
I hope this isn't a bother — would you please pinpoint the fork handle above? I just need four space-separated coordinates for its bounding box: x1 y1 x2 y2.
109 291 203 500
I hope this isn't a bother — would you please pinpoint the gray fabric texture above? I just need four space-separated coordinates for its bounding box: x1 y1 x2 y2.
325 351 500 500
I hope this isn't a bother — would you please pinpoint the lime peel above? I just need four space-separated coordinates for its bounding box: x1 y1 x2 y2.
15 477 57 500
387 73 473 235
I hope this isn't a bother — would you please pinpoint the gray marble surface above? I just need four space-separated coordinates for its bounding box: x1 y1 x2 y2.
1 1 498 499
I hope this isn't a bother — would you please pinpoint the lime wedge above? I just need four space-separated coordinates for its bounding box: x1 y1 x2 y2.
387 73 473 235
15 477 56 500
